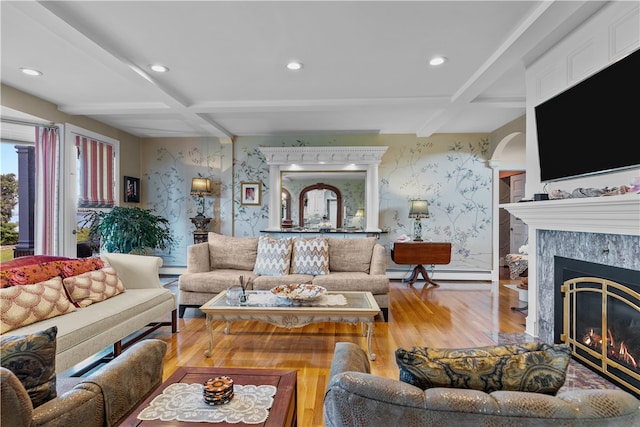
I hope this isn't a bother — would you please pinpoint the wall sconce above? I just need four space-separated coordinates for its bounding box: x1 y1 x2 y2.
408 199 429 241
355 209 365 218
190 177 212 218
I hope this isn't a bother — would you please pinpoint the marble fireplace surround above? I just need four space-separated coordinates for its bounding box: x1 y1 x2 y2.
502 193 640 341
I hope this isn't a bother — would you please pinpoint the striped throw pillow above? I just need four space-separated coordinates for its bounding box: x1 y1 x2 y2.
253 235 293 276
290 237 330 275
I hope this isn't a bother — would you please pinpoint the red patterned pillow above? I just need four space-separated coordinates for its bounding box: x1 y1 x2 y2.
0 262 63 289
54 258 104 279
62 267 124 308
0 277 76 333
0 255 70 270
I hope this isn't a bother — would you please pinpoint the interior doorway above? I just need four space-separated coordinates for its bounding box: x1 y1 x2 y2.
490 130 526 281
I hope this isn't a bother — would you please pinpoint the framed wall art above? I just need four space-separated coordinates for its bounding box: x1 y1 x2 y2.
240 182 261 206
124 176 140 203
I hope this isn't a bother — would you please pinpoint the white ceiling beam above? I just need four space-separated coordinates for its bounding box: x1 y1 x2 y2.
16 1 233 138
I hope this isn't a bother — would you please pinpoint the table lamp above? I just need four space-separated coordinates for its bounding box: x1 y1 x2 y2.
190 177 212 223
408 199 429 241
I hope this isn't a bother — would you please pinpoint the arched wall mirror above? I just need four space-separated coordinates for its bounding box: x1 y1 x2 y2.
259 146 388 231
300 184 342 229
281 172 365 229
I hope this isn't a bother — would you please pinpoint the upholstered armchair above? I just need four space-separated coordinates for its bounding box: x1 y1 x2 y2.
1 339 167 427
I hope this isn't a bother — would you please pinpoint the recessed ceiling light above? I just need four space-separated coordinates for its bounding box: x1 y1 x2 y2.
20 67 42 76
429 56 447 66
286 61 303 71
150 64 169 73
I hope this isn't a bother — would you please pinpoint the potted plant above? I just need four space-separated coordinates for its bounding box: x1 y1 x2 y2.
85 206 175 254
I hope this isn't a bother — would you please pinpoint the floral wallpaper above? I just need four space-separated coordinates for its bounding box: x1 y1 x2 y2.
140 137 232 266
140 133 492 272
379 135 492 270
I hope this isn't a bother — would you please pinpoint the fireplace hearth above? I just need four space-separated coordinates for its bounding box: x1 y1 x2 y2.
555 256 639 398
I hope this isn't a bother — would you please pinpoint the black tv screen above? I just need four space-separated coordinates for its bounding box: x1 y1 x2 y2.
535 48 640 183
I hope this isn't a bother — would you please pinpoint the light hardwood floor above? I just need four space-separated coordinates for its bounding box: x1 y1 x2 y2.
140 275 526 427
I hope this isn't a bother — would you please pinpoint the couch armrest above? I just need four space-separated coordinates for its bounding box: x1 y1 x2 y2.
100 253 163 289
369 244 387 275
1 367 33 427
328 342 370 378
31 386 104 427
186 242 211 273
80 339 167 427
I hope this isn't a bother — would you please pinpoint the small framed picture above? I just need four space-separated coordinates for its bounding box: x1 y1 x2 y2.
240 182 261 205
124 176 140 203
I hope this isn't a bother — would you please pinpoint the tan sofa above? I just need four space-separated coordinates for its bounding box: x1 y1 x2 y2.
324 342 640 426
1 339 166 427
178 232 389 319
1 253 176 374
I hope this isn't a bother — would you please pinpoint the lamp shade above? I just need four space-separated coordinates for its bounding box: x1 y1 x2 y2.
190 178 212 195
408 199 429 219
355 209 365 217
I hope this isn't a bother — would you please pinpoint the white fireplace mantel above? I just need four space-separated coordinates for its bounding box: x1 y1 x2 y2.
501 192 639 338
501 193 640 236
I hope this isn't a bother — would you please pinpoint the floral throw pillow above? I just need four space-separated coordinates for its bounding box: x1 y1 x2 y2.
0 262 63 288
0 326 58 408
55 257 104 278
395 342 571 395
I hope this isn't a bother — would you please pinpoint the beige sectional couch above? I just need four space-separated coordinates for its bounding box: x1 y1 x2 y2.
1 253 176 374
178 232 389 319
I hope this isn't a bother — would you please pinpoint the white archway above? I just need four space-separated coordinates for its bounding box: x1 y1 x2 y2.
489 132 526 282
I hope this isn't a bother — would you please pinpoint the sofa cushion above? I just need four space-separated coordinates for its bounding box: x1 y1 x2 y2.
253 235 293 276
395 342 571 395
179 270 258 294
0 277 76 333
253 274 314 290
62 266 125 308
328 237 376 273
208 232 259 271
291 236 330 275
312 272 389 294
0 326 57 408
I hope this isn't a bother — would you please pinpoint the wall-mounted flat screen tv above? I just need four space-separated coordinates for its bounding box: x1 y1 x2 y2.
535 48 640 183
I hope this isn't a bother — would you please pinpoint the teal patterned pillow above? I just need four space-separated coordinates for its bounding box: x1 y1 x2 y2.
396 342 571 395
0 326 58 407
253 235 293 276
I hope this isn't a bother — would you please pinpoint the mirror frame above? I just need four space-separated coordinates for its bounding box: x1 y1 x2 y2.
299 183 343 228
259 146 388 231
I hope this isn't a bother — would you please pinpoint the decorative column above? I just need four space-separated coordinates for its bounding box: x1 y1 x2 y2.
14 145 35 257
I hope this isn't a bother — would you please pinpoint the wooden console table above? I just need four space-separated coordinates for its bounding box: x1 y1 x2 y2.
391 241 452 287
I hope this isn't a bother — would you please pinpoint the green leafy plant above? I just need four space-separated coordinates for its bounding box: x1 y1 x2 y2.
86 206 175 254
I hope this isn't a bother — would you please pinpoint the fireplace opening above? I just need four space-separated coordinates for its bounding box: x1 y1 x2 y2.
554 256 639 398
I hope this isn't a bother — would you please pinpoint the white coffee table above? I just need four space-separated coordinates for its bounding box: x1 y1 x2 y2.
200 290 380 360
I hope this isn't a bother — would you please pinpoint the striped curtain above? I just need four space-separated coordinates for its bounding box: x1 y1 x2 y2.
34 126 60 255
75 135 115 208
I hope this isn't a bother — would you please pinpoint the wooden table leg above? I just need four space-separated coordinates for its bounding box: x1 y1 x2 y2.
204 314 214 357
365 320 376 361
405 264 440 287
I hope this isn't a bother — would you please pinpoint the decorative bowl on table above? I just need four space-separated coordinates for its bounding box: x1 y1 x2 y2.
270 284 326 301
